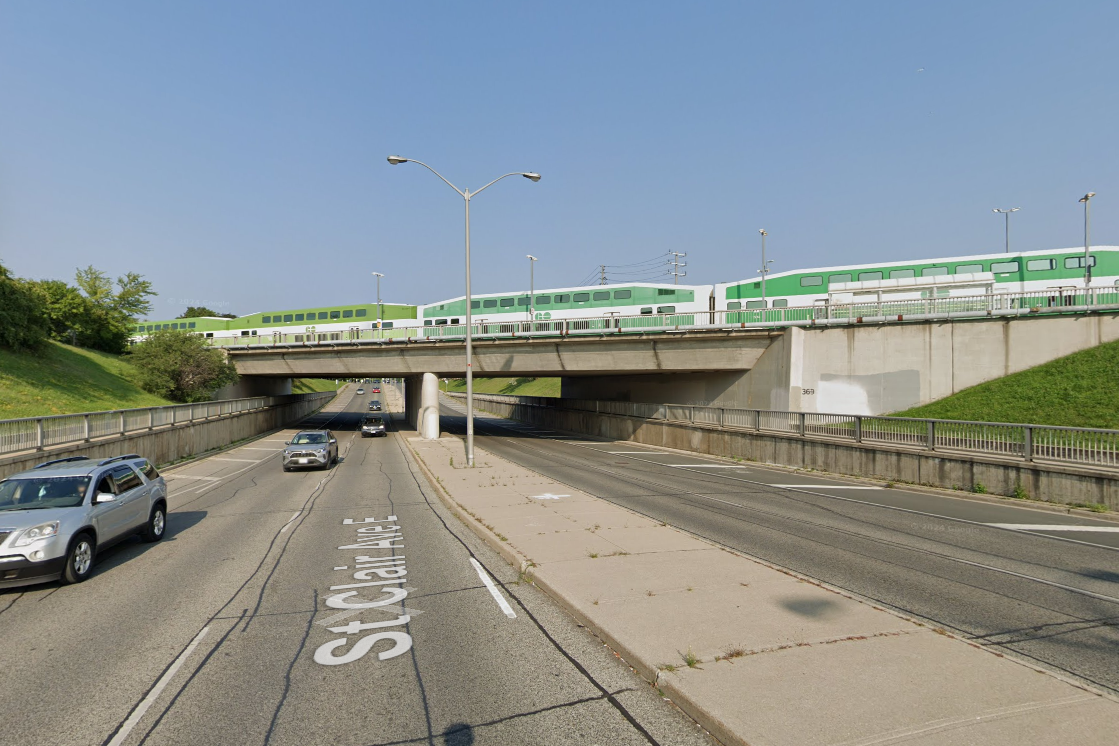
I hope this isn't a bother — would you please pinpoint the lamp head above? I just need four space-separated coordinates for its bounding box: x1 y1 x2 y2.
387 156 409 165
522 172 541 182
372 272 384 278
759 229 767 236
1080 192 1096 202
527 254 538 261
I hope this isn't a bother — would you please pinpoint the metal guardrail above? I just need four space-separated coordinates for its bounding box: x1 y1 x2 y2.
0 392 336 457
449 393 1119 471
206 286 1119 350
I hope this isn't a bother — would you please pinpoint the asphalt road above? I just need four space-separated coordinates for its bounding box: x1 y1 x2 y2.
438 397 1119 698
0 386 717 746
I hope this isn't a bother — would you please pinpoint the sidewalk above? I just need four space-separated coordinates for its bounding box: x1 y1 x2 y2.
407 433 1119 746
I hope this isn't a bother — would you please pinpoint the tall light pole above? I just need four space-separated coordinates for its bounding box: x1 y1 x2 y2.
371 272 384 335
992 208 1020 253
388 156 540 466
526 254 538 321
758 229 773 303
1079 192 1096 289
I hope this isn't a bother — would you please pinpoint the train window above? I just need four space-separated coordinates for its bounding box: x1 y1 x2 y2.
295 313 305 322
536 295 551 305
727 301 742 310
656 306 676 314
448 319 457 325
773 299 788 308
330 311 340 319
499 298 514 307
554 294 570 303
517 297 529 306
1065 256 1097 269
991 261 1019 274
745 300 767 309
262 316 271 323
1027 259 1056 272
829 273 853 285
342 309 353 318
356 309 367 317
384 322 395 328
657 288 674 296
471 301 481 309
640 307 653 315
171 323 180 330
921 266 948 277
241 330 251 336
424 320 433 326
955 263 983 274
574 292 591 302
889 269 915 279
593 291 610 301
281 314 292 322
483 299 498 308
800 275 824 287
251 330 257 336
435 319 448 325
318 312 328 320
205 332 213 338
858 271 883 282
188 322 196 329
613 289 631 300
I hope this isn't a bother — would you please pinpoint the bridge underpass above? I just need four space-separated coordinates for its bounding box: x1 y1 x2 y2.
223 311 1119 438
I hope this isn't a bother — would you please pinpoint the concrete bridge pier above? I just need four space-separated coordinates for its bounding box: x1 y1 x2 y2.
403 373 441 439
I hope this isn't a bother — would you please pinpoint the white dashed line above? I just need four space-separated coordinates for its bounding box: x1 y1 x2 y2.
768 484 884 490
468 558 516 619
665 464 748 468
280 511 302 533
208 458 262 463
986 524 1119 532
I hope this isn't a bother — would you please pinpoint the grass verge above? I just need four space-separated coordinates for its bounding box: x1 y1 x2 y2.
442 376 560 397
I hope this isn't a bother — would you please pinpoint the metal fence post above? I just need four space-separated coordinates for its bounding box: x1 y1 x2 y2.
754 410 761 431
690 406 695 424
798 412 806 436
854 416 862 443
36 419 44 450
120 411 126 435
927 420 936 450
148 408 155 430
1023 426 1034 461
83 414 91 442
717 407 724 428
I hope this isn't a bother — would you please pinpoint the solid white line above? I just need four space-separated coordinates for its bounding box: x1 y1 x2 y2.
166 475 220 481
986 524 1119 533
469 558 517 619
607 451 658 454
208 458 262 463
107 625 210 746
239 447 280 451
769 484 884 489
665 464 748 468
280 511 302 533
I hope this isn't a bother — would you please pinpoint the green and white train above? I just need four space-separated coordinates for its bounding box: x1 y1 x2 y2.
131 246 1119 344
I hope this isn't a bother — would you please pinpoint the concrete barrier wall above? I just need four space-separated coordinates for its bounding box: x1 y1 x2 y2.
462 396 1119 511
0 394 333 480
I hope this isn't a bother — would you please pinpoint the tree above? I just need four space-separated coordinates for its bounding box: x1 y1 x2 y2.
128 329 239 402
0 263 49 350
178 307 238 319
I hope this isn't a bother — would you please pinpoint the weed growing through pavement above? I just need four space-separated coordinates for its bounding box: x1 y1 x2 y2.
1013 483 1029 500
592 598 599 605
646 590 655 597
449 456 454 467
683 650 701 668
715 647 746 662
657 663 678 673
972 482 988 494
588 552 599 559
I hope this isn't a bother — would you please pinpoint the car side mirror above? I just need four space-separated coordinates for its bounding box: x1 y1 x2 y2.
285 441 291 446
95 492 116 503
330 439 337 444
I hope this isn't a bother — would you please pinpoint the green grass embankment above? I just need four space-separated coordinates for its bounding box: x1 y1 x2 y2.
442 377 560 397
292 378 340 394
0 341 172 419
895 338 1119 429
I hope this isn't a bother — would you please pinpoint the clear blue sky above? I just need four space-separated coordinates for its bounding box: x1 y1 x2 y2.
2 1 1116 319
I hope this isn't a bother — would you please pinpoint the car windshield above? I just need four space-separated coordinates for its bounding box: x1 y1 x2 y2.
291 433 327 445
0 476 92 511
364 417 384 425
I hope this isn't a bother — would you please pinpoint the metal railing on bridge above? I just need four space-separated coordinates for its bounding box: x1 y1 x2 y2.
450 393 1119 471
206 285 1119 350
0 392 335 457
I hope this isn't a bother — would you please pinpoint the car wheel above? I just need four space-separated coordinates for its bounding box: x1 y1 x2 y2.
62 533 95 584
283 464 291 472
142 504 166 543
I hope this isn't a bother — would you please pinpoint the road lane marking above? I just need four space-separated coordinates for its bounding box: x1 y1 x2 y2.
107 625 211 746
532 493 570 500
166 475 220 481
769 484 884 489
986 524 1119 532
208 458 262 463
607 451 659 454
239 447 281 451
665 464 748 468
469 558 516 619
280 511 302 533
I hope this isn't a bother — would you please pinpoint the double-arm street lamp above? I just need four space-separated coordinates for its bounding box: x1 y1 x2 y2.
992 208 1020 253
388 156 540 466
526 255 538 321
371 272 384 335
757 229 773 303
1079 192 1096 289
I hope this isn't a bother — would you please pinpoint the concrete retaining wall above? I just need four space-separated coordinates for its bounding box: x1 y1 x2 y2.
0 394 333 480
464 397 1119 511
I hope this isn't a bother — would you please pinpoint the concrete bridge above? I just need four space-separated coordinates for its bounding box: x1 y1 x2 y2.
223 312 1119 436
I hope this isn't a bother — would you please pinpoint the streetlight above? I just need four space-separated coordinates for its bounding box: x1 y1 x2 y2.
758 229 773 303
991 208 1020 254
1079 192 1096 289
371 272 384 336
388 156 540 466
526 255 538 322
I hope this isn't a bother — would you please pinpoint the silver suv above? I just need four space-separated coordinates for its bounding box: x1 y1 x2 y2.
282 430 338 471
0 454 168 588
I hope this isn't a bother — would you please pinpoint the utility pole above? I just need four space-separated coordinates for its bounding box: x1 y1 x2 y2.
758 230 773 302
670 251 687 284
1080 192 1096 289
599 265 607 285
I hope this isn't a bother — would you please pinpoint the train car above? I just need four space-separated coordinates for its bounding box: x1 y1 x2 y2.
419 282 714 335
132 302 421 345
714 246 1119 315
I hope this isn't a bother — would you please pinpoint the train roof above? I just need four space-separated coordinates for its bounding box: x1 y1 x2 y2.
421 281 711 308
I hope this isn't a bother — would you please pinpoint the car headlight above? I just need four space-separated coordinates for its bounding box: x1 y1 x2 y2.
13 521 60 547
